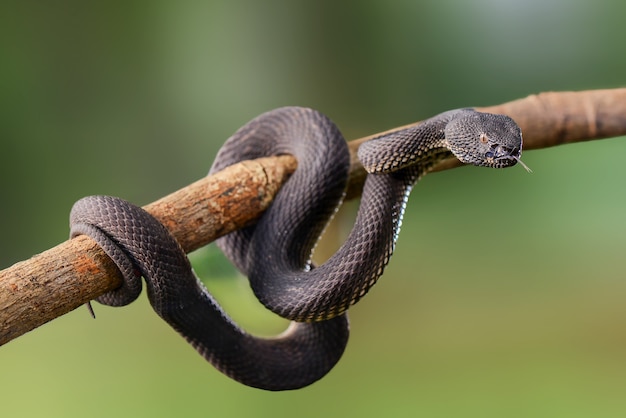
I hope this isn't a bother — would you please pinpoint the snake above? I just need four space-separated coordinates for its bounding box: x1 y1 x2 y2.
70 106 523 391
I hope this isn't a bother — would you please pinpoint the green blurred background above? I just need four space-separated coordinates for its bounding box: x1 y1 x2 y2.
2 1 626 417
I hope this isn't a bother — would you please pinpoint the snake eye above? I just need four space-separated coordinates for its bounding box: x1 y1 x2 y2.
485 151 494 158
479 133 488 144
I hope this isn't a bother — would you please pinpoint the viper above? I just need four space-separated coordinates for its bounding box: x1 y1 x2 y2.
70 106 524 390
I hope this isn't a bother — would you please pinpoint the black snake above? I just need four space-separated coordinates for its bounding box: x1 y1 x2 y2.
70 106 523 391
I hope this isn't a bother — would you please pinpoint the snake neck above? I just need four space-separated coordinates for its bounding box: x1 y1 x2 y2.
410 146 453 180
358 112 455 176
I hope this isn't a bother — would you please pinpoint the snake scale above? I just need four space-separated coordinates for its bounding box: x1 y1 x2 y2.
70 106 523 391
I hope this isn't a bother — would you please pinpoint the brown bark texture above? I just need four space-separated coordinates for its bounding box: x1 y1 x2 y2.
1 88 625 345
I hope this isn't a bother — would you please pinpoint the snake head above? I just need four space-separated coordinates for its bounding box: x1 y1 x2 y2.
445 111 523 169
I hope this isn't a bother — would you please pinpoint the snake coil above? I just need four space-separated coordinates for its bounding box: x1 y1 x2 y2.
70 106 523 390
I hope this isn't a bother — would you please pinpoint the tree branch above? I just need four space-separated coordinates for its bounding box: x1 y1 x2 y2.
2 88 625 345
345 88 626 197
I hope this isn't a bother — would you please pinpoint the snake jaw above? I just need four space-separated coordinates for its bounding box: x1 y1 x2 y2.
450 140 520 169
485 140 533 173
484 143 521 168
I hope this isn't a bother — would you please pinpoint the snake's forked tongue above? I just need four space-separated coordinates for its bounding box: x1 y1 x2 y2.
512 155 533 173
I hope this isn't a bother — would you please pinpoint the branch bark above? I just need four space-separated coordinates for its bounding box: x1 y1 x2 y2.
2 88 625 345
345 89 626 197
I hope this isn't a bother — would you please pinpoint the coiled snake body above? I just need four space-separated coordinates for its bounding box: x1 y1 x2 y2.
70 106 523 390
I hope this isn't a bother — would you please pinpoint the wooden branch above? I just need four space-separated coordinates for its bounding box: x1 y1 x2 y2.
0 156 297 345
345 88 626 197
2 88 626 345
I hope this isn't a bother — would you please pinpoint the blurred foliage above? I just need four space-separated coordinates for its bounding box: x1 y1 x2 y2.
2 1 626 417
